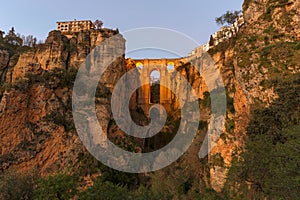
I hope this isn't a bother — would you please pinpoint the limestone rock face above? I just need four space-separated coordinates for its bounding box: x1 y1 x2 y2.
290 0 300 39
243 0 300 39
243 0 268 24
0 83 78 173
271 0 300 39
11 52 44 82
11 29 117 82
0 29 126 174
209 0 300 192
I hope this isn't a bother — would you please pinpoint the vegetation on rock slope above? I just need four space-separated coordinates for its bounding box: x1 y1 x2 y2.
0 0 299 199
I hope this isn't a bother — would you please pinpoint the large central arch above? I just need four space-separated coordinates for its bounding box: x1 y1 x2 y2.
133 58 186 114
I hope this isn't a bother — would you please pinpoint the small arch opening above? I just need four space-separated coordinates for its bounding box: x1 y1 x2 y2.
167 62 175 71
136 62 143 70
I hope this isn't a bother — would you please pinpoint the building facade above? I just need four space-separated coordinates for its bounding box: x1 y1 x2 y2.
56 20 95 33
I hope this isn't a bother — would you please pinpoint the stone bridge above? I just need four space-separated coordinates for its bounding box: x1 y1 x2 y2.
131 58 188 114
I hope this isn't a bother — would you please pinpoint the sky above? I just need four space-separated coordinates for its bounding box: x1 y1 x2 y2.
0 0 243 58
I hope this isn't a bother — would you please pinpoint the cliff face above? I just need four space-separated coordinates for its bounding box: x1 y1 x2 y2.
235 0 299 119
9 30 117 83
208 0 300 192
0 83 77 173
244 0 300 39
0 29 127 174
0 0 299 195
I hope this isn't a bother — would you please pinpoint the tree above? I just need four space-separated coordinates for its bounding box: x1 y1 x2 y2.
8 27 15 36
22 35 37 47
94 19 103 29
5 27 23 46
0 30 4 38
215 10 241 26
0 30 4 44
209 35 214 46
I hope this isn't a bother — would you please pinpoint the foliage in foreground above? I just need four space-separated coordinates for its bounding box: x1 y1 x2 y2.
225 74 300 199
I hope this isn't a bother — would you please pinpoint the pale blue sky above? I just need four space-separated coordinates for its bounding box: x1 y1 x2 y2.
0 0 243 58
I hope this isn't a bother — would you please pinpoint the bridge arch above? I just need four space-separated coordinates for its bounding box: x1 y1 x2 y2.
132 58 186 115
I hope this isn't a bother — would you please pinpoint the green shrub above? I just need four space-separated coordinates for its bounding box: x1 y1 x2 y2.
200 91 211 107
247 35 258 43
263 7 272 21
12 78 29 91
226 74 300 199
226 119 235 133
78 181 131 200
0 83 12 95
260 45 273 57
44 111 74 132
133 186 164 200
292 42 300 50
34 173 78 200
263 36 270 45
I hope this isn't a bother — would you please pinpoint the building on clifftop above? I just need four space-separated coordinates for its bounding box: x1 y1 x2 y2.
56 20 95 33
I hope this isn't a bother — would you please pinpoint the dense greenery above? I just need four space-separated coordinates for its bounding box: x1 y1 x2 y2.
0 169 164 200
226 74 300 199
34 173 78 200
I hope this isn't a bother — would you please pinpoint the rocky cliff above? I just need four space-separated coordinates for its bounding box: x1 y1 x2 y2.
0 0 299 197
0 28 127 175
207 0 300 192
9 29 118 83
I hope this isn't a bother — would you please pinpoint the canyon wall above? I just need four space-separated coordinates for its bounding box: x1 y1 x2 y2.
208 0 300 191
0 0 299 194
0 29 127 174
